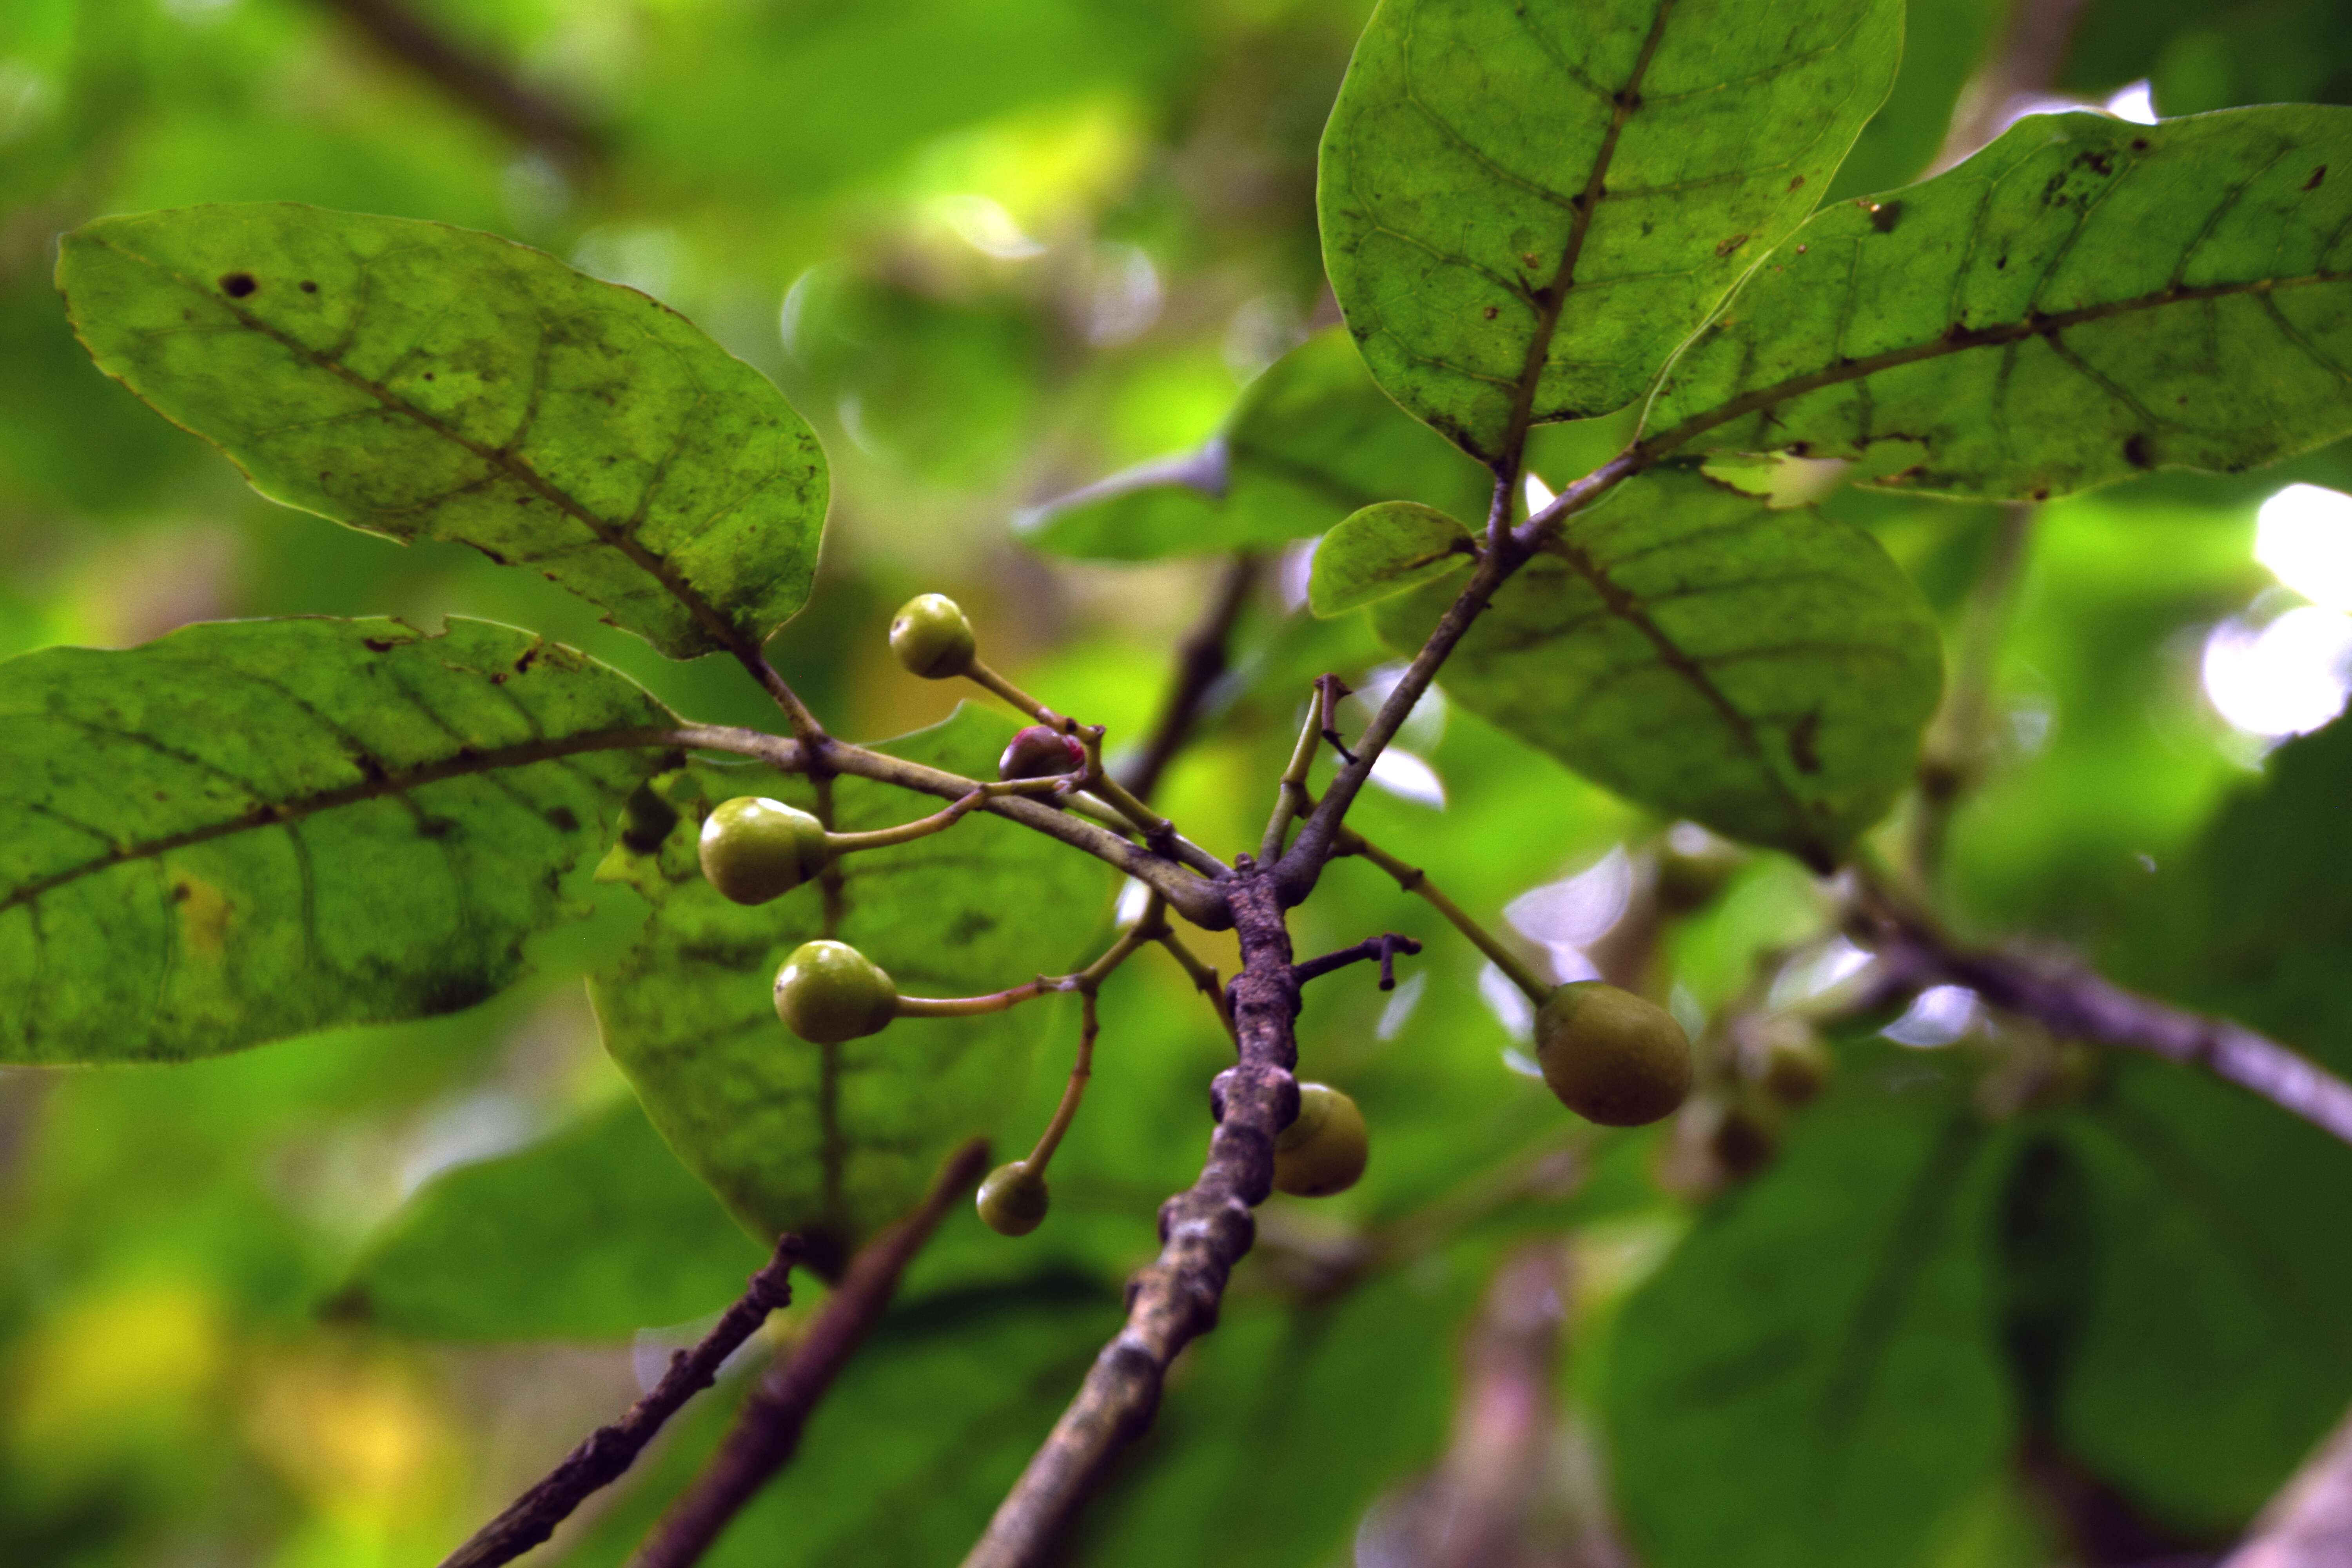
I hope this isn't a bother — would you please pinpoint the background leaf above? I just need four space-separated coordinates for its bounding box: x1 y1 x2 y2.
1603 1055 2018 1568
1317 0 1904 460
1644 107 2352 499
336 1096 764 1341
0 616 672 1063
589 705 1119 1265
60 204 829 660
1020 328 1492 561
1373 466 1942 865
1308 501 1475 617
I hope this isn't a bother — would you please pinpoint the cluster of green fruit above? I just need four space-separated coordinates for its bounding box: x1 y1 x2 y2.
688 590 1698 1240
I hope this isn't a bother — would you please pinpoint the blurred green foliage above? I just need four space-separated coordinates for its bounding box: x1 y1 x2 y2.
3 0 2351 1564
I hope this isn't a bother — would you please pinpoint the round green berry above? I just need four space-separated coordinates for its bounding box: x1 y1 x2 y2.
976 1160 1050 1236
1272 1082 1369 1198
773 940 898 1044
699 796 829 906
888 593 977 679
1534 981 1693 1127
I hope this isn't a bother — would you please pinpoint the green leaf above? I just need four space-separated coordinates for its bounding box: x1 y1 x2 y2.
1644 107 2352 500
1020 328 1492 561
589 705 1118 1264
2051 1067 2352 1535
1372 466 1942 866
2116 712 2352 1069
0 616 675 1064
1317 0 1904 461
58 203 828 660
1605 1060 2016 1568
1308 501 1476 617
335 1096 765 1341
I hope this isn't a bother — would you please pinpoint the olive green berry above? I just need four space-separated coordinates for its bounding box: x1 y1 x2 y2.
1534 981 1693 1127
699 796 829 905
888 593 977 679
976 1160 1050 1236
773 940 899 1044
1272 1082 1369 1198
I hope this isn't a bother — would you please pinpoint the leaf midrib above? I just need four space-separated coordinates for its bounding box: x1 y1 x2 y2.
1645 267 2349 468
0 726 681 915
1487 0 1680 472
91 234 763 660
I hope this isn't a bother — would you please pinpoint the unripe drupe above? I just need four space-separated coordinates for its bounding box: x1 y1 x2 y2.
699 796 829 905
999 724 1085 781
889 593 977 679
773 940 898 1044
1534 982 1693 1127
976 1160 1050 1236
1272 1082 1369 1197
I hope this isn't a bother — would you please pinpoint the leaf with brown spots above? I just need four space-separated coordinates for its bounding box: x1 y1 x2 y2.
1370 466 1940 864
0 617 678 1063
1644 107 2352 499
1317 0 1903 463
58 204 828 661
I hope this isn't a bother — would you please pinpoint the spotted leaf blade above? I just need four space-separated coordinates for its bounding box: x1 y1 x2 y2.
1318 0 1903 461
59 204 828 659
0 617 678 1063
1643 108 2352 499
1372 467 1940 866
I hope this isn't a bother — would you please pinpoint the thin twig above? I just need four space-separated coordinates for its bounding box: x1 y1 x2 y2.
1338 826 1553 1004
309 0 606 163
659 724 1230 929
1260 676 1346 863
1293 933 1422 991
2223 1403 2352 1567
960 868 1300 1568
627 1141 990 1568
1121 553 1263 803
1850 894 2352 1148
436 1236 804 1568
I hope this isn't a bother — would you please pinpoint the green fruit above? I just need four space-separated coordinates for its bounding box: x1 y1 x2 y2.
698 796 829 905
888 593 977 679
1272 1082 1369 1198
773 940 898 1044
976 1160 1050 1236
1534 982 1693 1127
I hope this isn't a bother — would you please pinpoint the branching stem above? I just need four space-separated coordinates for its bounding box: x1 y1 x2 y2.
436 1235 803 1568
1339 827 1553 1005
627 1142 989 1568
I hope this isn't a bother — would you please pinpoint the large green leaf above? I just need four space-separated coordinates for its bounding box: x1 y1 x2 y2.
2055 1068 2352 1537
1604 1059 2016 1568
0 616 674 1064
589 706 1118 1265
1372 466 1942 866
59 204 828 660
1020 328 1493 561
1317 0 1904 461
336 1096 764 1341
1644 107 2352 499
